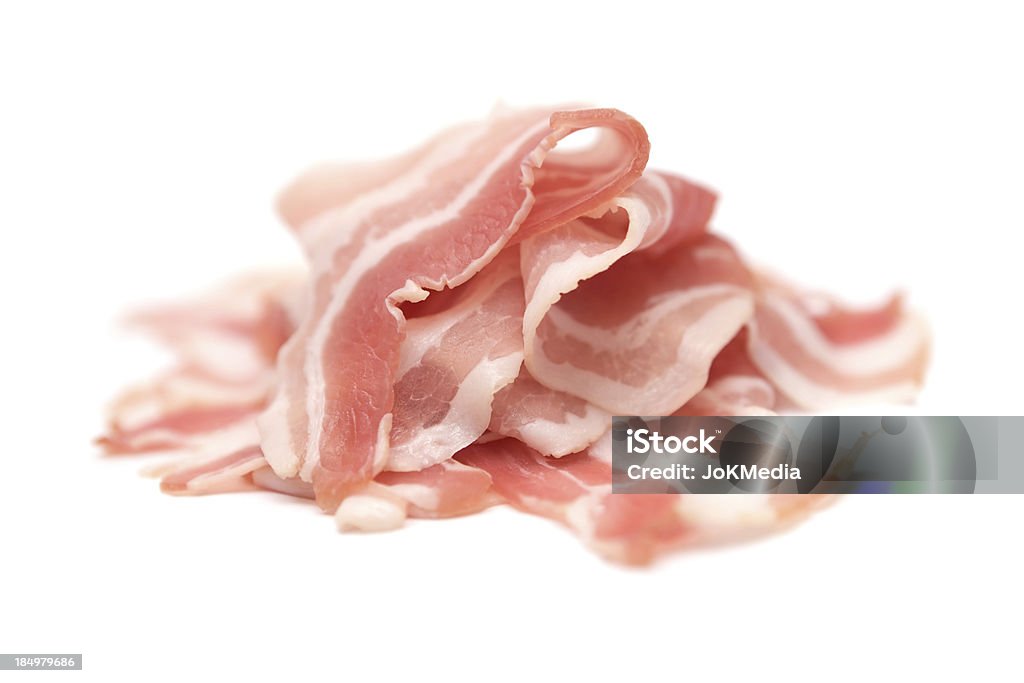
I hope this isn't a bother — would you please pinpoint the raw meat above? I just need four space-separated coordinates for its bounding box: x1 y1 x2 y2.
100 105 929 564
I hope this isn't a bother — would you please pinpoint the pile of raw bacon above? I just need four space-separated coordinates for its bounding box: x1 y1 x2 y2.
101 107 929 564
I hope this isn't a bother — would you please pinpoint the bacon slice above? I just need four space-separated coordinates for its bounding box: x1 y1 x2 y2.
456 439 687 564
523 223 755 415
335 460 497 531
125 271 301 381
251 458 499 534
99 368 266 454
387 249 524 471
157 445 266 495
680 375 777 416
488 367 610 456
676 332 777 416
746 275 930 408
249 459 496 531
258 107 650 511
457 438 826 564
101 273 300 455
520 172 749 416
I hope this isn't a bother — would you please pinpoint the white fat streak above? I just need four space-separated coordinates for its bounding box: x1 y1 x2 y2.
673 495 778 532
192 419 260 457
300 122 492 264
386 459 490 513
529 290 754 415
635 173 674 249
335 484 409 532
258 391 299 477
114 367 269 419
564 494 602 543
541 284 739 353
372 413 393 473
527 448 610 500
513 466 616 558
513 401 610 457
301 119 551 481
522 192 653 357
113 373 269 429
397 312 458 379
522 178 709 414
380 483 440 512
558 474 623 560
690 375 777 415
186 450 265 493
512 450 606 520
141 420 262 485
387 351 524 471
746 324 921 408
129 416 260 460
761 293 929 375
396 259 519 378
258 121 498 480
710 375 774 397
588 429 614 462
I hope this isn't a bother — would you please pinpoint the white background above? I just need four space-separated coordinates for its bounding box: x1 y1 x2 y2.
1 1 1022 681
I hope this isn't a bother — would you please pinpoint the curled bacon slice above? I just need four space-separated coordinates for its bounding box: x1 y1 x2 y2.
258 108 651 511
746 275 930 409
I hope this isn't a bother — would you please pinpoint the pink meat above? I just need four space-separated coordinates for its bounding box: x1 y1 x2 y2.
250 460 496 530
488 367 610 457
456 438 826 564
676 332 777 415
386 249 525 471
523 230 755 415
746 274 930 408
159 445 266 495
334 460 497 531
100 103 930 564
125 271 301 381
257 108 650 511
100 273 300 454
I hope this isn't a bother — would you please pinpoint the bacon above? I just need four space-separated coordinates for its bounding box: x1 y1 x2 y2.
746 275 930 408
523 225 755 415
387 249 524 471
99 368 266 454
100 273 300 455
125 271 301 381
679 375 777 416
248 459 497 531
251 466 315 499
457 438 827 564
335 460 497 531
100 103 930 564
258 108 650 511
157 445 266 495
455 438 687 564
676 332 777 416
488 367 610 457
